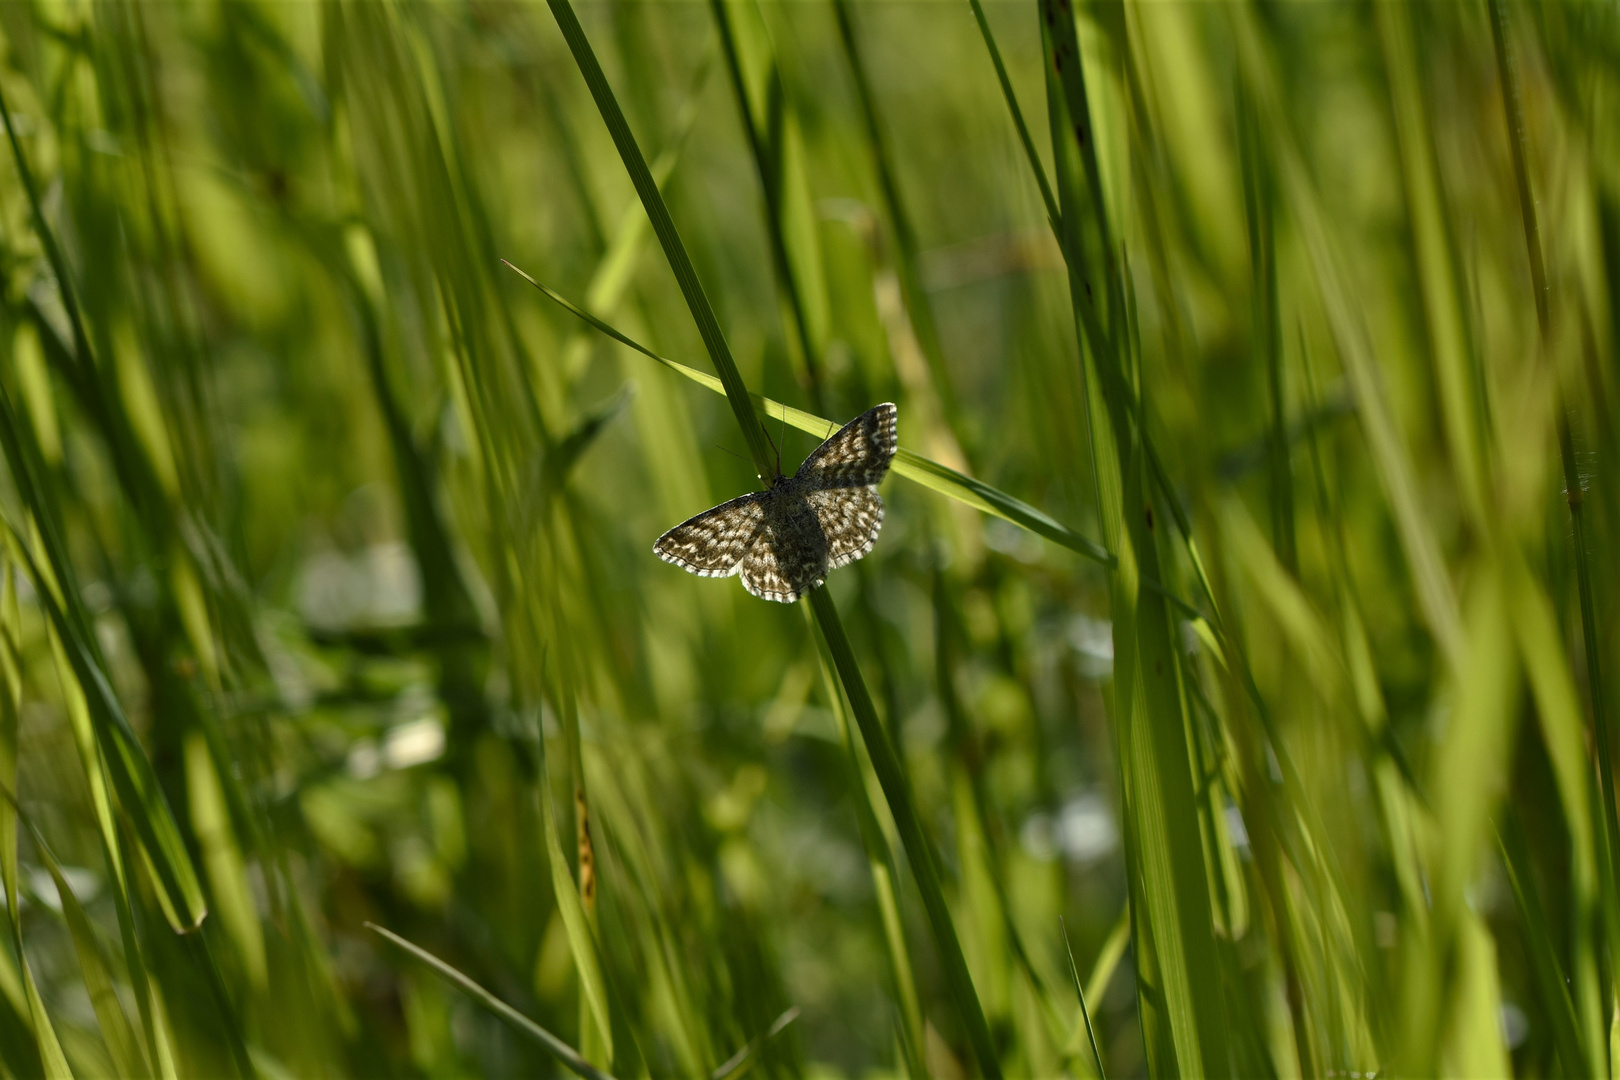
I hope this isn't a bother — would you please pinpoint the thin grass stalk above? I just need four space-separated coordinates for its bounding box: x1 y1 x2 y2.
0 580 63 1080
369 924 617 1080
806 606 928 1080
1489 0 1620 968
1053 906 1130 1064
709 0 826 410
1041 4 1231 1074
542 6 999 1071
0 403 206 934
33 813 149 1077
1236 83 1293 572
1498 813 1589 1072
1060 919 1105 1079
808 586 1002 1078
966 0 1061 234
933 569 1077 1051
544 0 776 482
829 0 960 425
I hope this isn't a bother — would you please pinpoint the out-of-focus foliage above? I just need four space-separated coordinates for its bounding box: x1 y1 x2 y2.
0 1 1616 1077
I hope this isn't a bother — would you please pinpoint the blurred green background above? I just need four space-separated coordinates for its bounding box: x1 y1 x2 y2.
0 0 1617 1077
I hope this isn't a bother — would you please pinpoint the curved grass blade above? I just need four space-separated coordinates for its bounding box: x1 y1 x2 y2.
26 816 150 1078
502 261 1113 568
367 923 616 1080
0 296 206 935
0 503 207 932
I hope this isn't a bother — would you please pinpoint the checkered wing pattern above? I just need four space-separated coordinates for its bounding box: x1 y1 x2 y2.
797 402 898 489
655 404 898 603
808 486 885 570
740 495 828 602
652 493 766 578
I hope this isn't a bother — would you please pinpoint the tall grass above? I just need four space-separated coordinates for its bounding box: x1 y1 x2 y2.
0 1 1615 1077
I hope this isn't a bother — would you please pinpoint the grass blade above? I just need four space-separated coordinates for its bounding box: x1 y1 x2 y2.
545 0 776 481
503 261 1113 566
539 753 613 1064
0 499 207 932
1042 4 1231 1074
1060 918 1105 1080
367 923 616 1080
830 0 959 424
807 604 927 1079
808 587 1001 1078
1488 0 1620 974
26 816 149 1078
1498 813 1589 1074
967 0 1060 234
710 1006 800 1080
710 0 826 406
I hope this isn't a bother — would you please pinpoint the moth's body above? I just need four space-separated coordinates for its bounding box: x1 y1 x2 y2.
654 403 897 602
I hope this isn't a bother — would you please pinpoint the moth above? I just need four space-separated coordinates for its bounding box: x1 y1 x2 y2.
654 403 898 602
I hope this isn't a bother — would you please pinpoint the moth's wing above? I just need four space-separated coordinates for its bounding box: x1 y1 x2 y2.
796 402 898 489
653 493 766 577
740 497 828 603
807 487 885 570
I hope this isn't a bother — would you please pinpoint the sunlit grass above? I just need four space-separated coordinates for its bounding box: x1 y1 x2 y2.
0 2 1615 1078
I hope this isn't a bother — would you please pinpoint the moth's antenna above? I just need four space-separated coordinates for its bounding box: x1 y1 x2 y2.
714 445 752 464
760 409 782 478
779 406 788 469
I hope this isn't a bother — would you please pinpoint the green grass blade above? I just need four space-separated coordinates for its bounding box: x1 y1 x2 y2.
1234 9 1463 671
539 755 614 1065
830 0 960 423
1374 1 1486 528
1236 79 1294 572
808 587 1001 1079
1086 906 1130 1010
1498 814 1589 1074
0 563 17 956
806 605 927 1079
967 0 1061 234
1489 0 1620 971
503 261 1113 566
1042 4 1231 1074
26 817 150 1078
368 923 616 1080
1060 918 1105 1080
545 0 776 481
184 733 268 990
710 1006 800 1080
16 951 72 1080
0 503 207 932
710 0 826 406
